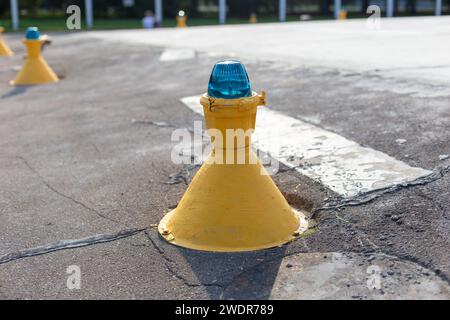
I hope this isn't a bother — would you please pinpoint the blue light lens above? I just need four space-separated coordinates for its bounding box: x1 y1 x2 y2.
25 27 40 40
207 60 252 99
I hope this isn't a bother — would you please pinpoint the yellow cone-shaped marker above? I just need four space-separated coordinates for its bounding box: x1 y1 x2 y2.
0 27 14 56
176 10 187 28
11 27 58 86
158 61 307 252
339 10 348 20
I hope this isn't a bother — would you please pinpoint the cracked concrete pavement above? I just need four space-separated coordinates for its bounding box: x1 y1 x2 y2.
0 18 449 299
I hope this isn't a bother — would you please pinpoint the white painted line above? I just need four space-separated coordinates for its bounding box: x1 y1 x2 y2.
159 48 196 62
181 95 432 197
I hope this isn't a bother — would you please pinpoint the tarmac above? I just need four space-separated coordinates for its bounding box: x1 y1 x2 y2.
0 17 449 299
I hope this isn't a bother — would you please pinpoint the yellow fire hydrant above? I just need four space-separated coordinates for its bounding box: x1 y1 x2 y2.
0 27 14 56
11 27 59 86
176 10 187 28
339 10 348 20
158 60 306 252
249 13 258 24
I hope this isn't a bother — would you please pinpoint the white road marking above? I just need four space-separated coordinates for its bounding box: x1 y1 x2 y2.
181 95 432 197
159 48 196 61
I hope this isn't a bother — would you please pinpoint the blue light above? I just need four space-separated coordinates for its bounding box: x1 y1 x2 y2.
25 27 40 40
207 60 252 99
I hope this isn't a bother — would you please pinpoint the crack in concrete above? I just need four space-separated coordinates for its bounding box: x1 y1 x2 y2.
143 230 223 289
220 248 450 299
144 230 169 257
154 162 450 292
164 261 223 289
332 210 379 251
276 162 450 286
312 163 450 218
0 228 145 265
383 252 450 285
91 143 101 154
17 156 120 225
321 209 450 286
131 119 177 128
417 190 449 220
217 249 312 299
165 164 200 185
4 158 448 292
315 197 450 285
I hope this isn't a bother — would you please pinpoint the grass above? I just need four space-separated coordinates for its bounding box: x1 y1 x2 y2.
1 12 444 33
0 15 333 33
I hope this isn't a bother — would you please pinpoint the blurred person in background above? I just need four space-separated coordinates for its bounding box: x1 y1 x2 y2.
142 10 155 29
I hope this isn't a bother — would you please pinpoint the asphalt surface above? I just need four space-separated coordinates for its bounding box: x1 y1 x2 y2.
0 18 449 299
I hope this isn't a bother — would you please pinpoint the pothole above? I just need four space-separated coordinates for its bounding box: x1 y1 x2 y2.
285 192 318 232
285 192 315 212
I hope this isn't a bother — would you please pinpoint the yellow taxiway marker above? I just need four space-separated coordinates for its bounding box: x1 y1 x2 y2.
11 27 58 86
158 60 307 252
0 27 14 57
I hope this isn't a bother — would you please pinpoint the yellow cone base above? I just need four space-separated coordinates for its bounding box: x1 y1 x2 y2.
0 40 14 56
158 151 308 252
0 27 14 56
11 57 58 85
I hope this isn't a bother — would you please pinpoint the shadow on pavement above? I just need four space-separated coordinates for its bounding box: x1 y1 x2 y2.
177 245 287 299
1 85 30 99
